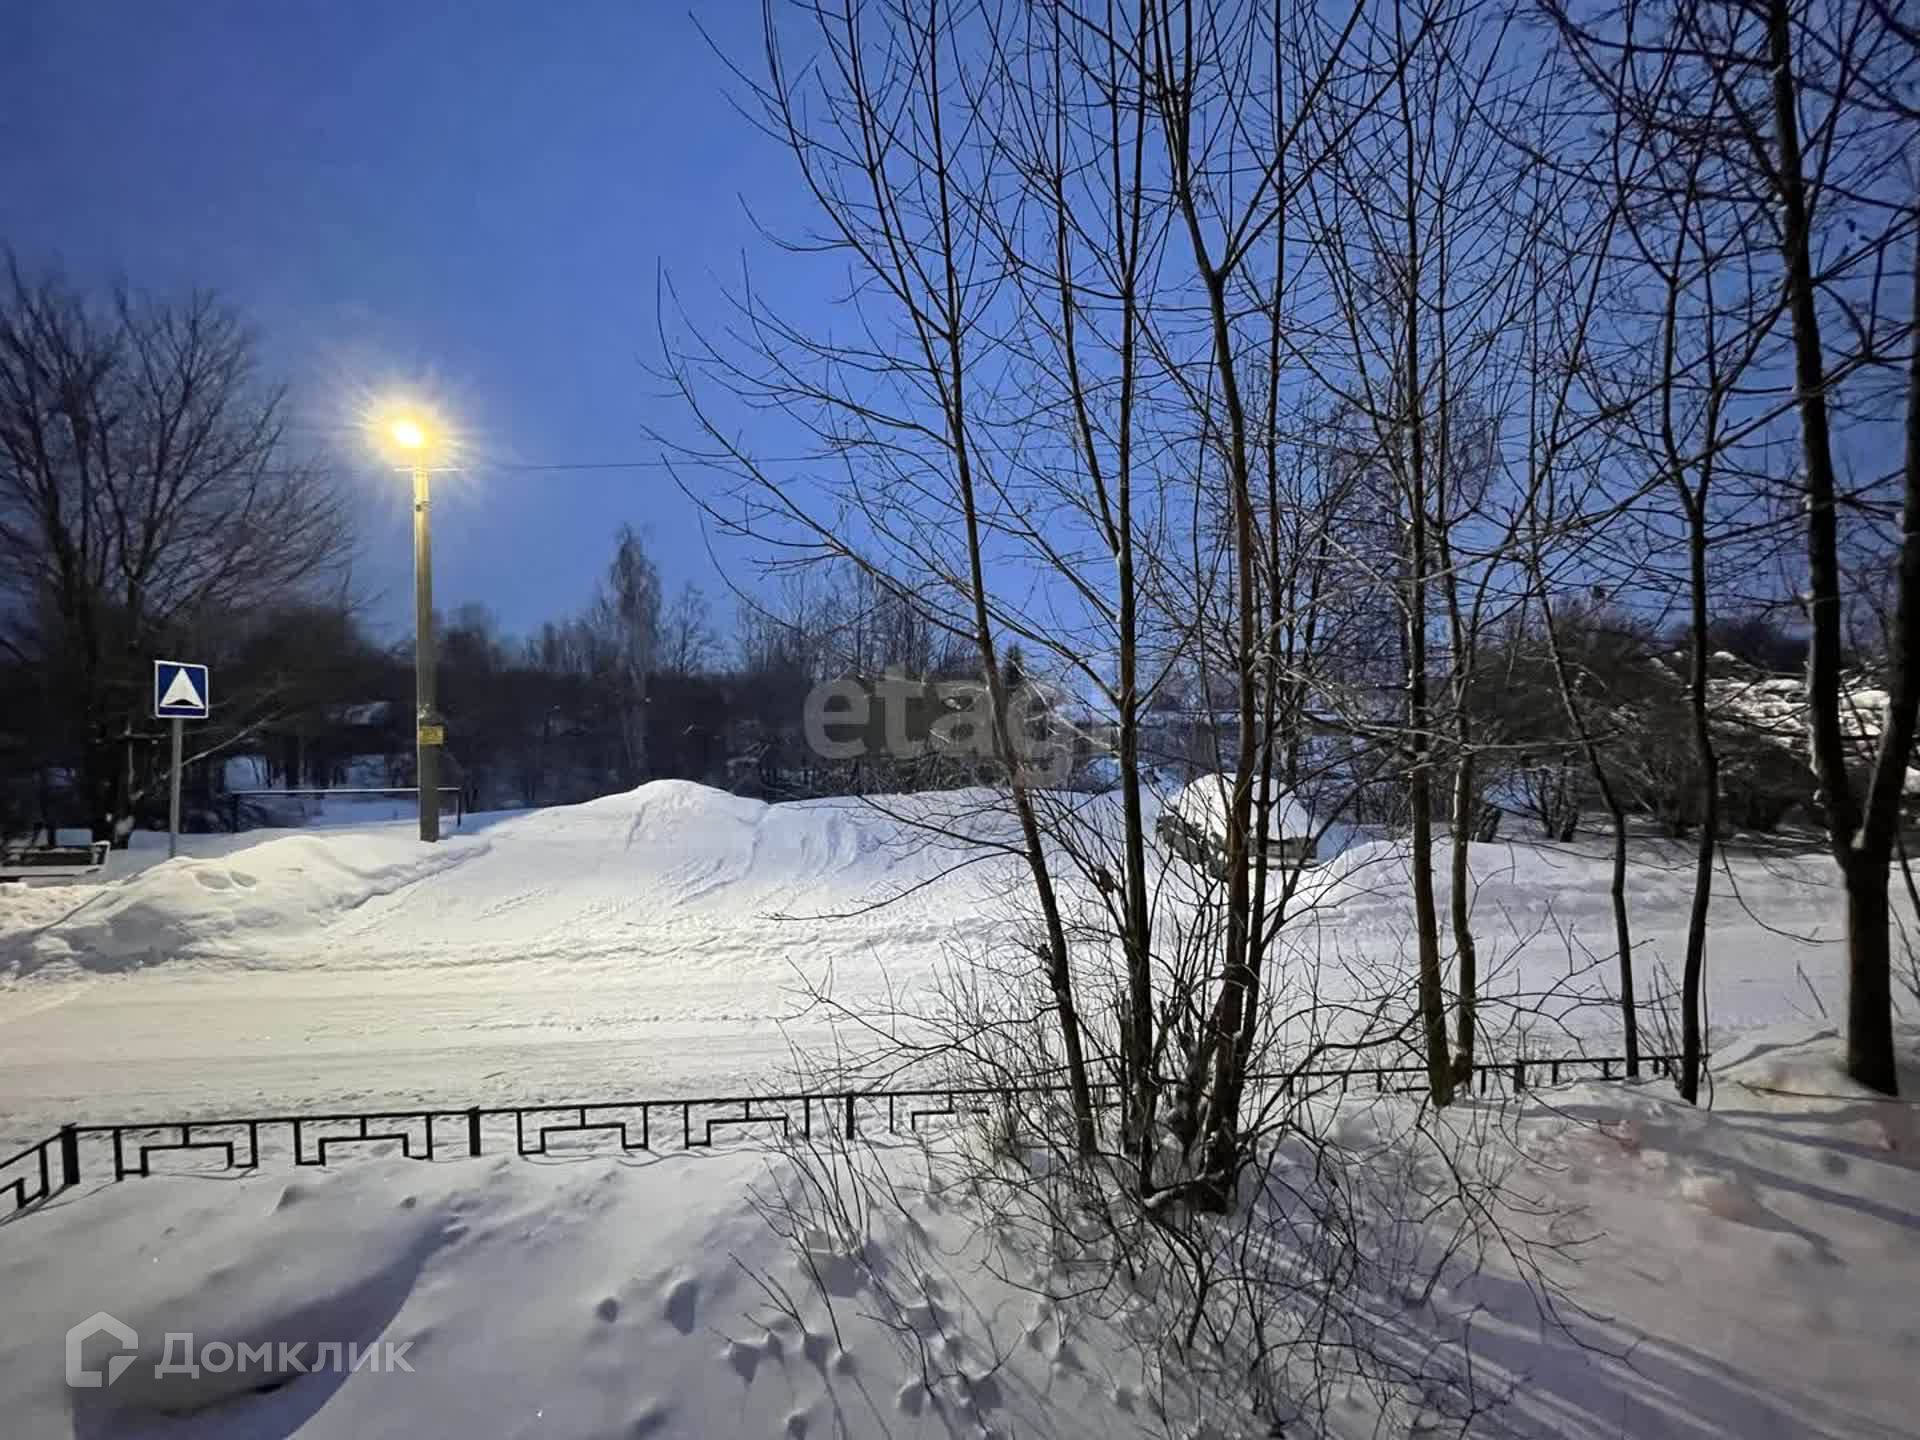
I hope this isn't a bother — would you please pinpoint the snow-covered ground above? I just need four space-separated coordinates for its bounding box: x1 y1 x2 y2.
1 1026 1914 1438
3 782 1916 1437
0 785 1011 1146
0 781 1883 1147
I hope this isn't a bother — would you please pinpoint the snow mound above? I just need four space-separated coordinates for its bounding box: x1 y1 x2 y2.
1711 1023 1920 1116
0 783 1037 1134
0 781 982 983
0 833 488 978
57 1163 448 1429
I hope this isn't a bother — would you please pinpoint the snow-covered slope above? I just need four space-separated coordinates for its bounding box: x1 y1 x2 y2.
0 785 1024 1141
0 780 1888 1144
1 782 1000 978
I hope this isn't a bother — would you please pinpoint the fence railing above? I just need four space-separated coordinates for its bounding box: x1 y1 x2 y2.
0 1129 73 1214
226 787 466 833
0 1049 1688 1219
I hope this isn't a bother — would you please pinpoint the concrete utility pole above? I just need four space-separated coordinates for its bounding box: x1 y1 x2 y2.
385 408 445 844
412 453 440 843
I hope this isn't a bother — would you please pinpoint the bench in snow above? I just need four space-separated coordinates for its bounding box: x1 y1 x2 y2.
0 841 111 882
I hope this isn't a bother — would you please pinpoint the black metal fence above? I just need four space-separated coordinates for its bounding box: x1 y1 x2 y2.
226 787 466 833
0 1049 1685 1218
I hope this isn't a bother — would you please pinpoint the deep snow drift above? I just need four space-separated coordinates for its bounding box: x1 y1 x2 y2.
1 1027 1913 1439
0 780 1884 1145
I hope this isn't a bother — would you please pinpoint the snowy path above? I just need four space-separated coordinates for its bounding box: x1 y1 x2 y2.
0 971 834 1127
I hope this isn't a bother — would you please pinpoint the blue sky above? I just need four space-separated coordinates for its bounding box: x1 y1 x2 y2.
2 2 809 643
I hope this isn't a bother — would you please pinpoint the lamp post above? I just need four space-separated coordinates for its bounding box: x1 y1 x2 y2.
388 414 441 842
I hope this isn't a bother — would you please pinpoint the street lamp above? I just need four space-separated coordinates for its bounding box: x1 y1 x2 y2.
384 409 443 842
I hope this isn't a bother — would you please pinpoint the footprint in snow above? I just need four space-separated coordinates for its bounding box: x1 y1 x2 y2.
664 1274 699 1334
628 1401 670 1437
724 1339 761 1384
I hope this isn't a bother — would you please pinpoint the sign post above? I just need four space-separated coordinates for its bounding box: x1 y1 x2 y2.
153 661 211 859
169 719 183 859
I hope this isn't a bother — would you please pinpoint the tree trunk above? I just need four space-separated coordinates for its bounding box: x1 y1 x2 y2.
1393 32 1453 1107
930 69 1098 1153
1410 765 1452 1105
1538 587 1640 1075
85 733 119 845
1404 327 1452 1104
1679 579 1718 1102
1679 755 1716 1103
1196 257 1263 1187
1450 750 1478 1083
1117 674 1156 1185
1760 0 1896 1093
1609 796 1639 1077
1158 40 1270 1187
1845 855 1897 1094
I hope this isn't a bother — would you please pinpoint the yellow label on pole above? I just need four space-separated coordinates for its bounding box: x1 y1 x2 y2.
417 724 446 746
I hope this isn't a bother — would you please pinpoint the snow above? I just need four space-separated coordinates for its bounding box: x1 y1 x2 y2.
3 1140 1163 1439
1710 665 1915 791
0 785 1011 1145
1477 1025 1920 1438
1 780 1917 1434
0 781 1892 1150
1 1027 1915 1438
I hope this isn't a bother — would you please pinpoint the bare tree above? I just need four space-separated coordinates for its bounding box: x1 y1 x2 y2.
1546 0 1917 1093
1745 0 1916 1096
1293 0 1571 1099
1562 41 1777 1100
0 260 351 841
591 525 662 783
667 0 1104 1149
659 580 719 677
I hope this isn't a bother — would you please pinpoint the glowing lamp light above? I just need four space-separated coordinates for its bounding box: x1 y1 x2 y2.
389 415 429 452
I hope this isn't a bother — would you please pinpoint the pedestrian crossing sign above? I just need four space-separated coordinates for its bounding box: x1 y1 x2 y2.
153 661 211 720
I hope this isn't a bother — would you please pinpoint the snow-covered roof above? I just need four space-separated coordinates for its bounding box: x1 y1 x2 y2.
1708 668 1917 792
1167 772 1315 840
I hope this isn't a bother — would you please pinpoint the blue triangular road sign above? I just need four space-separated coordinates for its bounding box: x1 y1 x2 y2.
154 661 211 720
